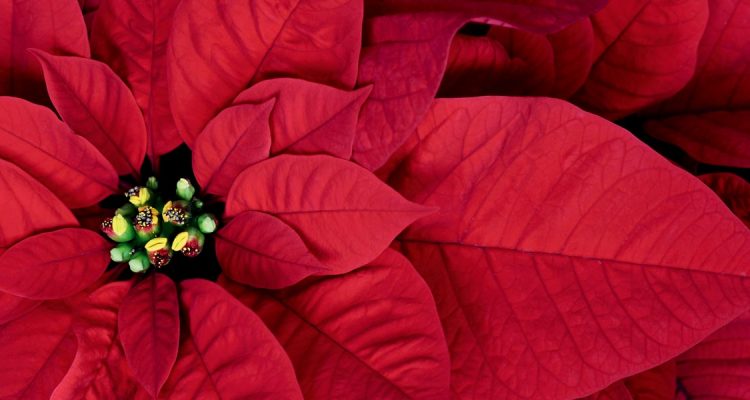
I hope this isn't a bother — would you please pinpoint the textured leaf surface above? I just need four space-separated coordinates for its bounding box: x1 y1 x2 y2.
33 51 147 177
366 0 607 33
645 0 750 167
391 97 750 399
51 282 148 400
220 249 451 399
572 0 709 119
226 155 431 270
216 211 327 289
0 302 77 399
193 101 273 197
233 78 371 159
0 97 118 208
352 13 464 170
0 228 109 299
700 173 750 227
90 0 182 161
0 0 89 100
623 361 676 399
168 0 362 146
119 274 179 397
676 311 750 398
160 280 302 399
0 292 40 325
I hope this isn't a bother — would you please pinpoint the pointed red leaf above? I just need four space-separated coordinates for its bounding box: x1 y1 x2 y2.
192 101 273 197
699 173 750 227
572 0 708 119
158 280 302 399
624 361 676 399
0 97 118 208
352 13 464 170
90 0 182 162
0 302 77 399
0 228 110 299
0 159 76 250
366 0 606 34
220 249 450 399
233 78 371 159
0 292 40 325
226 155 431 270
32 50 147 177
581 383 632 400
390 98 750 399
51 282 149 399
642 0 750 168
216 211 327 289
118 274 180 397
676 311 750 398
0 0 89 101
168 0 363 146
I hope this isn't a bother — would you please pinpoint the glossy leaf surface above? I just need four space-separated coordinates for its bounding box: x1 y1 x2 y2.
220 249 451 399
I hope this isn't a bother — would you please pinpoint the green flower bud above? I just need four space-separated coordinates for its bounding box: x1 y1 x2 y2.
134 206 160 243
162 200 190 226
110 243 135 263
128 251 150 273
197 213 218 234
101 214 135 242
172 227 205 257
176 178 195 201
115 203 136 217
146 176 159 190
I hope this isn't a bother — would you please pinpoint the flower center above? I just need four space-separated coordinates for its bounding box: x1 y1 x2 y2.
102 177 218 273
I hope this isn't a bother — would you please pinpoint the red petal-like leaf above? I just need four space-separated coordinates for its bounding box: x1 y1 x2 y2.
700 173 750 227
233 78 371 159
0 302 77 399
580 383 632 400
440 20 594 99
220 249 451 399
192 101 273 197
0 97 118 208
676 311 750 398
168 0 362 146
624 361 676 399
90 0 182 162
0 292 40 325
0 159 76 249
352 13 464 170
216 211 327 289
572 0 709 119
0 0 89 101
32 50 147 177
226 155 431 270
118 274 179 397
159 280 302 399
391 98 750 399
643 0 750 168
51 282 149 399
366 0 606 33
0 228 110 299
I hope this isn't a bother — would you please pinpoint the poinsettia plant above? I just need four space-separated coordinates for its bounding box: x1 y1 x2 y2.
0 0 748 399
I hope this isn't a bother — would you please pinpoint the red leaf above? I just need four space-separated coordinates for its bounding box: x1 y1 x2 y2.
167 0 363 146
233 78 371 159
366 0 607 33
0 159 76 250
0 228 110 300
580 383 632 400
352 13 464 170
572 0 709 119
0 0 89 101
216 211 327 289
439 20 594 99
32 50 147 177
624 361 676 399
700 173 750 227
0 292 40 325
220 249 451 399
192 101 273 197
90 0 182 162
51 282 149 399
390 98 750 399
643 0 750 168
676 311 750 398
159 280 302 399
118 274 180 397
0 97 118 208
0 302 77 400
225 155 431 271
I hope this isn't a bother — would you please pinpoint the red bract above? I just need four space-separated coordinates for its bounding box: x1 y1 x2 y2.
1 0 750 398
